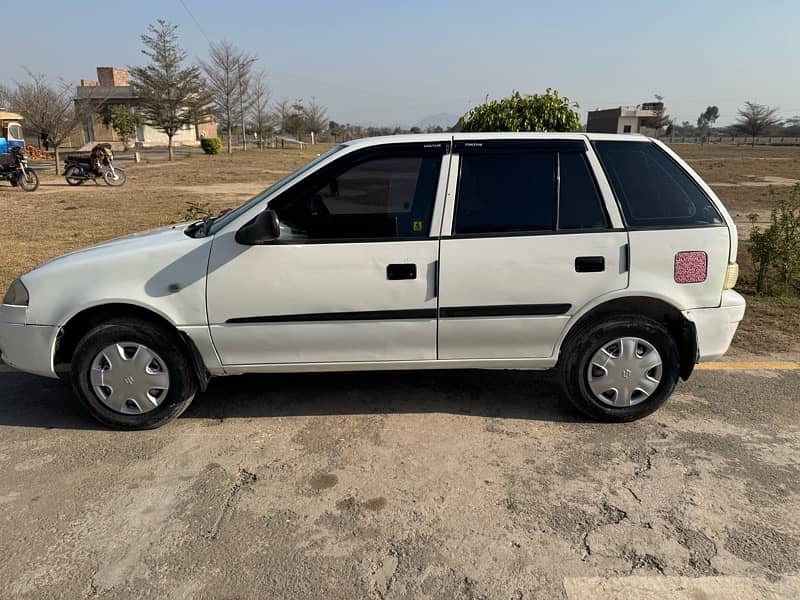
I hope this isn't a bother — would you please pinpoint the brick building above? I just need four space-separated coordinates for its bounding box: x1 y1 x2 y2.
75 67 217 148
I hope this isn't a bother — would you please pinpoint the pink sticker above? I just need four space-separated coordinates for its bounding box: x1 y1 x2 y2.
674 251 708 284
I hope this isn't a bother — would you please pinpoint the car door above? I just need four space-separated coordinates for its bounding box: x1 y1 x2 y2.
205 141 450 367
437 138 629 359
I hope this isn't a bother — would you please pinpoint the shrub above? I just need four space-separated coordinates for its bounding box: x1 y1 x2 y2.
201 137 222 155
748 184 800 296
459 89 581 133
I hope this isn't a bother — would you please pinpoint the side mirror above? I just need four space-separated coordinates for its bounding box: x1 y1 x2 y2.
235 209 281 245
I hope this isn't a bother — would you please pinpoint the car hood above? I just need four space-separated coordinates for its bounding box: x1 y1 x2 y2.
35 223 193 269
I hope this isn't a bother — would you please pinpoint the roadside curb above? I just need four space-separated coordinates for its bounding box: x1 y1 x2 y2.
695 361 800 370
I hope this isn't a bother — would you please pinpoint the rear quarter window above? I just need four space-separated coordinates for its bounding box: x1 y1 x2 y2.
594 141 723 228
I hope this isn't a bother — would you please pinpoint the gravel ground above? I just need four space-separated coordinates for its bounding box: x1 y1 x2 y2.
0 366 798 599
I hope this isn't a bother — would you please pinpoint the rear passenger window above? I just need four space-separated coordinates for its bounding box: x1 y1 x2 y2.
594 141 723 228
455 153 555 234
558 153 608 229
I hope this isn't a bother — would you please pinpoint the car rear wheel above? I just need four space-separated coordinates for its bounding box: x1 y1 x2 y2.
559 316 680 421
71 318 197 429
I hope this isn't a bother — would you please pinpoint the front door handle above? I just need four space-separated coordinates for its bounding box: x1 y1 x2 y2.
575 256 605 273
387 263 417 280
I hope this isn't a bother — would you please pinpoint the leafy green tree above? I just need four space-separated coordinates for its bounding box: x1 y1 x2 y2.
696 105 719 144
459 89 580 132
734 101 782 147
103 105 139 150
129 20 211 160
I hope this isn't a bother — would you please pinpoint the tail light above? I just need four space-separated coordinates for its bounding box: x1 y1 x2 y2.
723 263 739 290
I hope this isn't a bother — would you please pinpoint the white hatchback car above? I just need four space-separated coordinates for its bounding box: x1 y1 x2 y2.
0 133 745 429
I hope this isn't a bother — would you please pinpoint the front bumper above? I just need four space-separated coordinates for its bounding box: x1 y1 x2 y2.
683 290 747 362
0 305 59 378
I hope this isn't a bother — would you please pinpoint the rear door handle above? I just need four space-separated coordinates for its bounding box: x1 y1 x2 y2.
575 256 605 273
387 263 417 280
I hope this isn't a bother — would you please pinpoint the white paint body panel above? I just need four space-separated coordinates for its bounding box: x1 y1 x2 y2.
206 234 439 364
438 232 629 358
0 132 745 383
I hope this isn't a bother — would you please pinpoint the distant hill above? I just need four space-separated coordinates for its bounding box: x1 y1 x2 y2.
413 113 460 130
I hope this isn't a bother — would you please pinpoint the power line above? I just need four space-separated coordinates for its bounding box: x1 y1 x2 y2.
177 0 211 44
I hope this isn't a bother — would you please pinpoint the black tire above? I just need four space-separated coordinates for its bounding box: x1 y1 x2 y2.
559 316 680 422
103 167 126 187
70 318 197 429
64 166 85 186
19 169 39 192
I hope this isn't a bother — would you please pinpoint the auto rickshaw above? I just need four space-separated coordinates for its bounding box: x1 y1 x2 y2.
0 111 25 154
0 111 37 191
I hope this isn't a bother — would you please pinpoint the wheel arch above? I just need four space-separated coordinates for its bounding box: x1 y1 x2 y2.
54 302 211 390
557 295 697 380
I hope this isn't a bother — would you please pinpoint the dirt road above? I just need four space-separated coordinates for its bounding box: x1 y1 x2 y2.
1 364 798 599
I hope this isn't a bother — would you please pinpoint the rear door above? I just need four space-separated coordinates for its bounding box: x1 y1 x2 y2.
437 139 629 360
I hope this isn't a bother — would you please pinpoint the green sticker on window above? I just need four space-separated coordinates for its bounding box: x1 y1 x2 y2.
412 220 424 232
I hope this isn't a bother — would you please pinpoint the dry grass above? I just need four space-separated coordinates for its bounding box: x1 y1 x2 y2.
0 147 332 290
1 142 798 354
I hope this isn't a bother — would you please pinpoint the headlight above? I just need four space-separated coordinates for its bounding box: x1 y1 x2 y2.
3 278 29 306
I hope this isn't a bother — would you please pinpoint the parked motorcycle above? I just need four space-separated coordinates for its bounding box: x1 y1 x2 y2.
64 144 126 187
0 146 39 192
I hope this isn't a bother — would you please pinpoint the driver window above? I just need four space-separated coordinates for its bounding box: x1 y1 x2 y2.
270 153 442 241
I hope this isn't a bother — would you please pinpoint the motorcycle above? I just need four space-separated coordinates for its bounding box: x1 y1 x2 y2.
64 144 126 187
0 146 39 192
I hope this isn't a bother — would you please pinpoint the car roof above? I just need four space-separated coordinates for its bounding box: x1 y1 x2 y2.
342 132 651 149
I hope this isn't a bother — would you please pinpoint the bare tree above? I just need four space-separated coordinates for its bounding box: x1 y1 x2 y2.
734 101 782 147
272 97 293 135
248 71 273 149
304 97 328 139
129 20 211 161
5 70 98 172
201 41 256 153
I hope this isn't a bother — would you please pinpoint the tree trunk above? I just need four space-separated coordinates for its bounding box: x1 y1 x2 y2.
168 135 174 161
54 146 60 175
227 123 232 153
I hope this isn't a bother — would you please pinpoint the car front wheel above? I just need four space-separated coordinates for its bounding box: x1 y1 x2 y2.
559 316 681 421
70 318 197 429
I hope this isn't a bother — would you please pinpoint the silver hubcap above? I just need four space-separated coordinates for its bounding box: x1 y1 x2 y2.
90 343 170 414
587 337 663 407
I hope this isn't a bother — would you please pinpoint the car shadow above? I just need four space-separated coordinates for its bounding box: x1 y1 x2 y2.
0 368 585 430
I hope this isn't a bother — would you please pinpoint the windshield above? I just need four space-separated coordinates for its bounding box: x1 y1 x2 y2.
207 145 346 235
7 124 22 140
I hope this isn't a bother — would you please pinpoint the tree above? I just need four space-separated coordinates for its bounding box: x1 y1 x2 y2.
459 89 580 132
734 101 782 146
201 41 256 153
303 97 328 137
248 71 273 149
272 97 293 134
5 70 97 172
696 105 719 144
128 20 211 161
285 99 307 140
103 105 139 150
328 120 343 142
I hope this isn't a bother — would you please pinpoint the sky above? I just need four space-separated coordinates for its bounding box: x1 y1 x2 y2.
3 0 799 127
